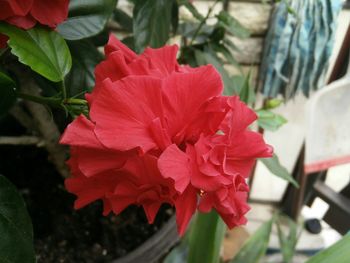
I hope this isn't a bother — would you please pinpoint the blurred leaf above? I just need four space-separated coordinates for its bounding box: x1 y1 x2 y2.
133 0 173 52
195 49 238 95
264 98 283 110
276 215 301 263
65 40 103 97
57 0 117 40
239 70 255 104
0 24 72 82
231 217 275 263
171 0 179 34
256 109 287 131
178 22 214 44
223 38 240 52
178 0 205 21
305 234 350 263
113 8 133 32
211 43 240 68
216 11 250 38
260 154 299 188
188 211 226 263
122 36 135 51
0 175 35 263
0 72 17 117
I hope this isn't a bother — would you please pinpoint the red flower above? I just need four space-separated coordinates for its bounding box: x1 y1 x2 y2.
61 35 273 235
0 0 69 48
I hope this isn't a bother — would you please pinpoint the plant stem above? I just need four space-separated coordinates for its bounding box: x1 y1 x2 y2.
64 98 88 106
61 80 67 99
17 92 61 107
189 0 220 46
17 92 88 107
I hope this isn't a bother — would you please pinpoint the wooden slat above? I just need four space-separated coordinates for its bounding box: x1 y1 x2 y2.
313 181 350 215
228 2 271 35
228 36 264 64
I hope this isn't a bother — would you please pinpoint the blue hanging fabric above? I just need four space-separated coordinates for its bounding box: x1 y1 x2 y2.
259 0 343 99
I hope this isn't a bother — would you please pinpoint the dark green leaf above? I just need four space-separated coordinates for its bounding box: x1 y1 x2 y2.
231 218 274 263
188 211 226 263
171 0 179 34
216 11 250 38
260 154 299 188
306 234 350 263
256 109 287 131
276 215 301 263
121 36 135 51
0 175 35 263
57 0 117 40
0 72 17 117
113 8 133 32
133 0 173 52
65 40 103 97
239 70 256 104
178 22 214 44
0 23 72 82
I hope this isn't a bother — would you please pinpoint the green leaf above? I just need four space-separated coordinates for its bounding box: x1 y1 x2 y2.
276 215 301 263
216 11 250 39
65 40 103 97
171 0 179 34
256 109 287 131
188 211 226 263
133 0 173 52
0 175 35 263
113 8 133 32
0 72 17 117
0 23 72 82
57 0 117 40
260 154 299 188
231 218 274 263
306 234 350 263
239 70 256 105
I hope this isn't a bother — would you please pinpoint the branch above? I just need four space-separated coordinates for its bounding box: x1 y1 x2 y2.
17 70 70 178
0 136 44 146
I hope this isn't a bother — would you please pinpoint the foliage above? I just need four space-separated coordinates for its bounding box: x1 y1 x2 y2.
0 175 35 263
0 0 339 262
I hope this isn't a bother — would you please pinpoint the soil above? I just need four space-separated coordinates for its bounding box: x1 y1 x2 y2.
0 115 173 263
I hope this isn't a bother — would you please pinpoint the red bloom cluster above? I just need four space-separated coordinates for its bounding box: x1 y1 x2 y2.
60 35 273 235
0 0 69 48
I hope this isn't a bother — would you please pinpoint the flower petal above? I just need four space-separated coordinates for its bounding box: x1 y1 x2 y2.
105 34 137 62
0 0 33 19
162 65 223 142
90 77 164 152
60 115 104 149
30 0 69 27
175 185 197 236
158 144 191 193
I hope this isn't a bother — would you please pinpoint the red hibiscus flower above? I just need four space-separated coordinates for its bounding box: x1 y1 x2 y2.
61 35 273 236
0 0 69 48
